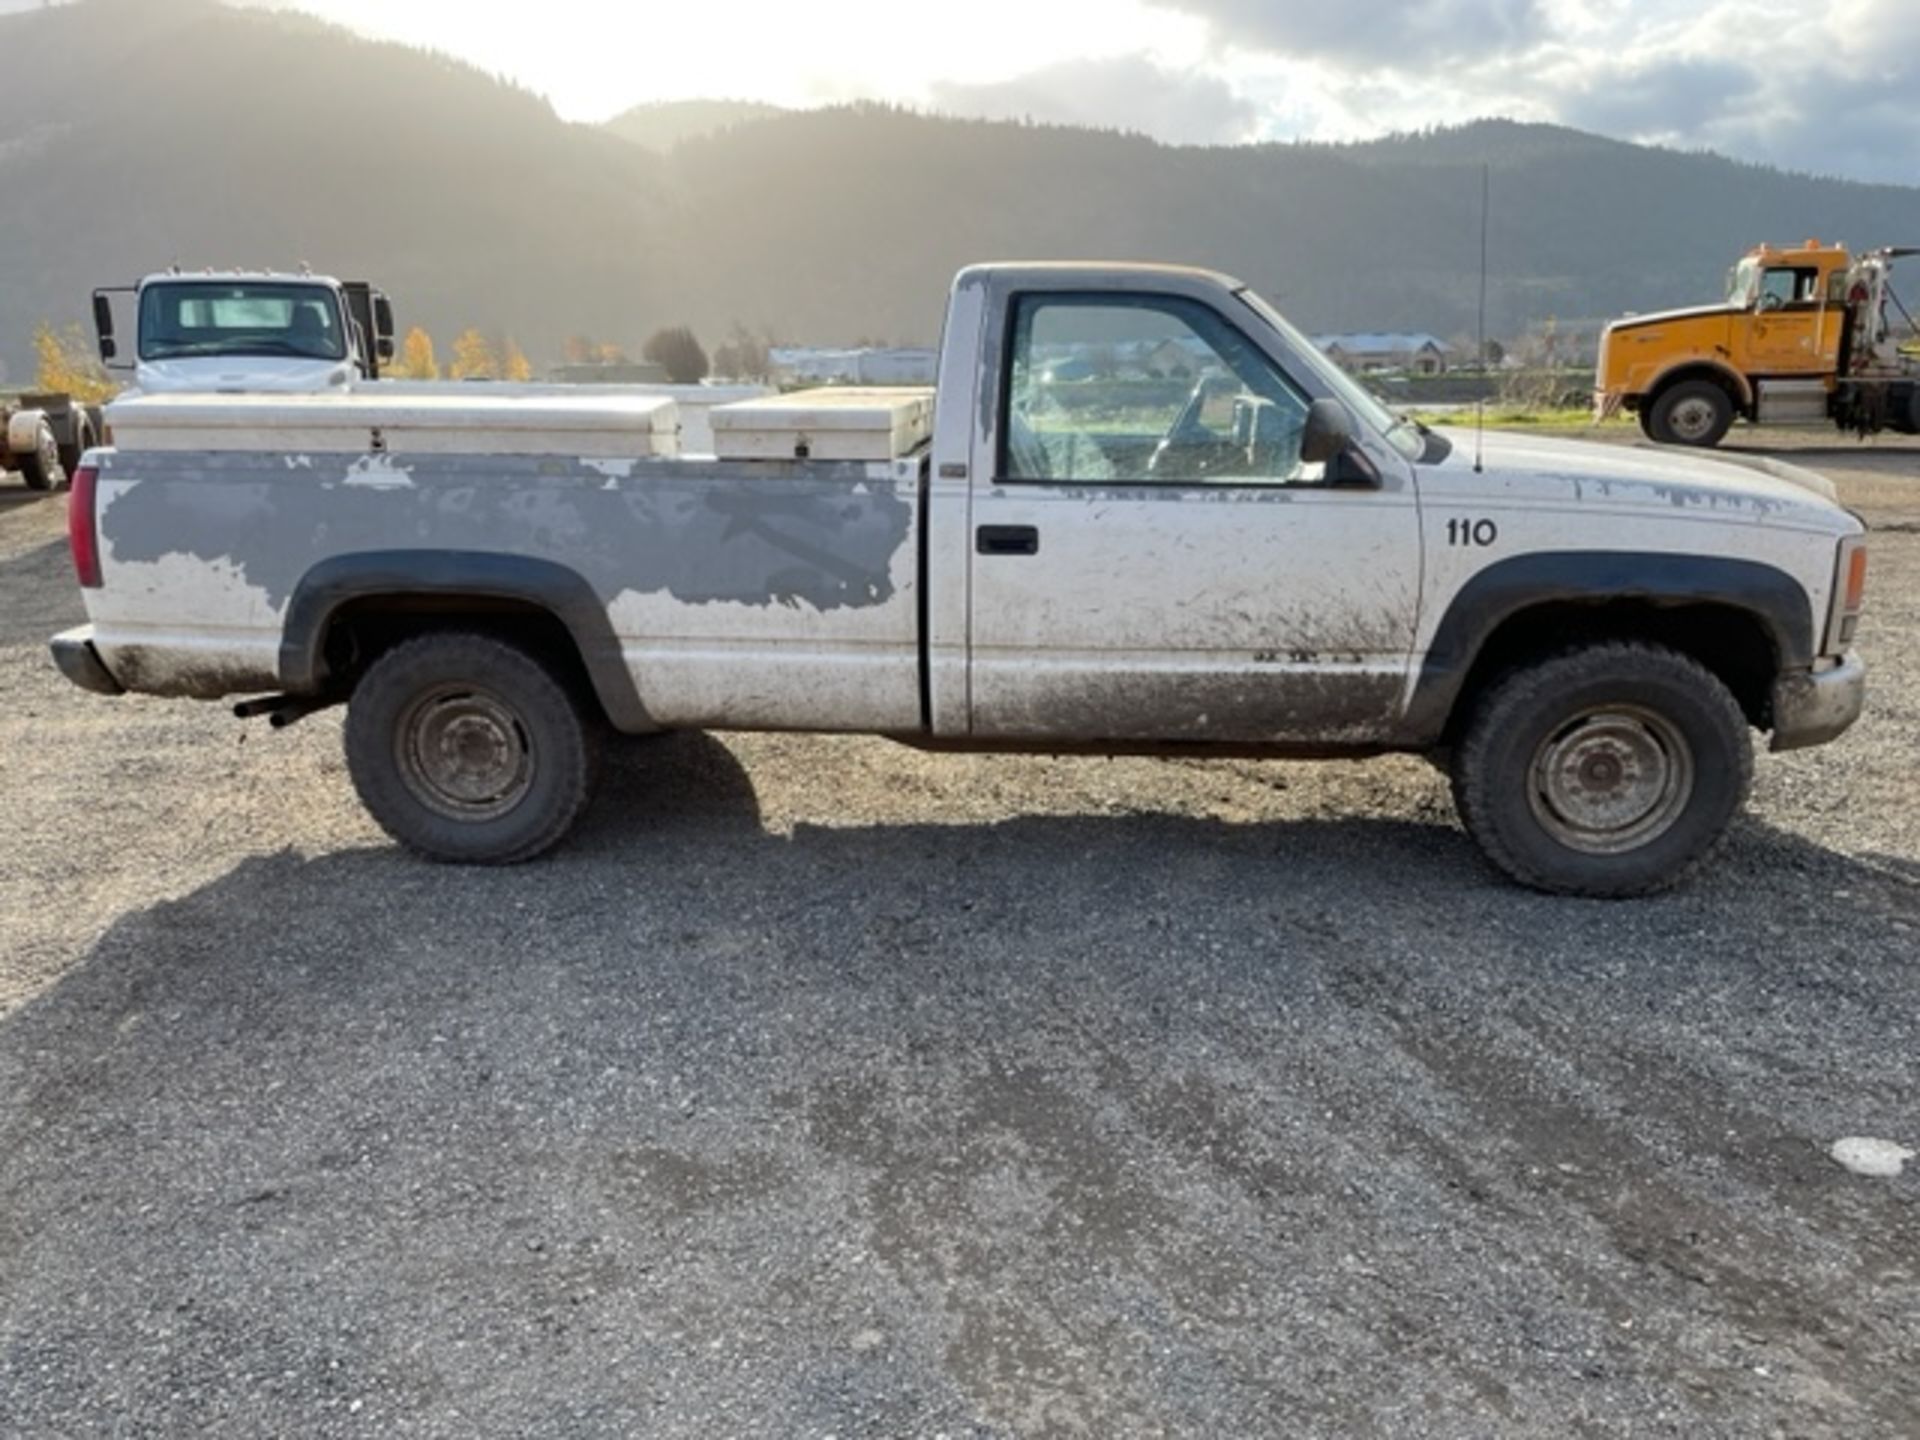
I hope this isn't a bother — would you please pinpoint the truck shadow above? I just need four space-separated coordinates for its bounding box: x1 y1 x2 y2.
7 729 1915 1064
0 537 85 646
4 731 1918 1433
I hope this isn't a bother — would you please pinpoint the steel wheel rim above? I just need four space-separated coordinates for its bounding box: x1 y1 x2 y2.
1668 397 1719 441
1527 705 1694 856
396 683 535 821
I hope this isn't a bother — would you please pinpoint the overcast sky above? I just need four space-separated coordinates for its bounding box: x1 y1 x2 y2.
238 0 1918 184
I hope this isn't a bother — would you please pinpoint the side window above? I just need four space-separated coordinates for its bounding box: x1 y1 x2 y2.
1004 295 1311 483
1759 267 1820 310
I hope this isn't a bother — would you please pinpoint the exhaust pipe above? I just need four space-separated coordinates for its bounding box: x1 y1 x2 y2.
233 694 338 728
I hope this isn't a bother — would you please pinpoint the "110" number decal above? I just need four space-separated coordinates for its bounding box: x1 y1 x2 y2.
1447 518 1499 547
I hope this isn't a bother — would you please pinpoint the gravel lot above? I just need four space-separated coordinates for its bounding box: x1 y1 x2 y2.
2 432 1916 1438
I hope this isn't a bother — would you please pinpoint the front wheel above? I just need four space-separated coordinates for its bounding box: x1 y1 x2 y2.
1450 643 1752 897
1645 380 1735 448
344 631 599 863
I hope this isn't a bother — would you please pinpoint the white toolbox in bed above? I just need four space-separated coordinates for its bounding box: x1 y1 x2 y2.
103 391 683 458
708 387 935 462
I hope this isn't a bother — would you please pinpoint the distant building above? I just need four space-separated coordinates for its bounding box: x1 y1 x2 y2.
1312 333 1451 376
768 346 938 386
549 361 671 384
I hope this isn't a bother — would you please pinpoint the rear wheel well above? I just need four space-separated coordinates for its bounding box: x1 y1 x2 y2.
318 596 607 723
1446 600 1780 739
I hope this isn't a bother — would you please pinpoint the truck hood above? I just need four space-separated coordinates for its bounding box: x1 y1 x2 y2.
132 356 354 394
1604 303 1736 334
1428 428 1851 529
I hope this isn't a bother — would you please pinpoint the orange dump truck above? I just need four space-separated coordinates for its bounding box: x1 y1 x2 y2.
1596 241 1920 447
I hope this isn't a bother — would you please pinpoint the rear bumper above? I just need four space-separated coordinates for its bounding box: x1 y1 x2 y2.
1593 388 1627 423
49 625 124 696
1770 654 1864 752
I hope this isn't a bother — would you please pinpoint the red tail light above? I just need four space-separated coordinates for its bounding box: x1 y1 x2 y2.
68 465 101 588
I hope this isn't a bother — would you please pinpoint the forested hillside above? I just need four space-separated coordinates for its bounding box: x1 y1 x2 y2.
3 0 1917 378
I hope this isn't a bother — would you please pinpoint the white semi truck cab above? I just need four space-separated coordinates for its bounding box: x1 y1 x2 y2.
92 271 394 394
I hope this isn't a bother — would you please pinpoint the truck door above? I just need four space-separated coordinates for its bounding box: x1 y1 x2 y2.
965 290 1421 744
1748 265 1830 374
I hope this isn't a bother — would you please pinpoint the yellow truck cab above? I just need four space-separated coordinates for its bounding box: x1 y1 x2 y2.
1596 240 1920 446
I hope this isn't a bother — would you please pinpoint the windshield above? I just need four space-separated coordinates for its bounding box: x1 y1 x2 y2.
1726 258 1758 309
1231 287 1426 462
138 281 347 362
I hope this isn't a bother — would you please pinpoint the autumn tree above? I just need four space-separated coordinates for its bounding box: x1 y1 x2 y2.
394 326 439 379
501 337 533 382
33 323 117 404
642 325 709 384
563 335 630 367
449 328 500 380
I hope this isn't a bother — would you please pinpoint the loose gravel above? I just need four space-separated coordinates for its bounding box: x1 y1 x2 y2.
1 434 1916 1438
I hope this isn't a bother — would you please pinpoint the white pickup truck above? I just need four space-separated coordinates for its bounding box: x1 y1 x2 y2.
50 263 1868 896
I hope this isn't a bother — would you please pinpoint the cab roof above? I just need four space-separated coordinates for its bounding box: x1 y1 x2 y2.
956 260 1249 292
138 270 344 288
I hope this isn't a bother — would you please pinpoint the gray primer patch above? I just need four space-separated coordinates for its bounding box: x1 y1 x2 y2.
99 450 915 614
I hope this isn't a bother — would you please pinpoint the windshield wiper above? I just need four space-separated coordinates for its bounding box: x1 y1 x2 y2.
232 340 340 359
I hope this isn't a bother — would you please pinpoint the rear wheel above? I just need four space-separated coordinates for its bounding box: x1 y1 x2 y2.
56 413 96 479
344 631 599 863
1646 380 1735 448
1450 643 1752 897
14 421 64 491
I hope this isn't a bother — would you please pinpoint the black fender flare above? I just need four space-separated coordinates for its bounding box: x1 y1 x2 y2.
279 550 651 731
1403 551 1815 739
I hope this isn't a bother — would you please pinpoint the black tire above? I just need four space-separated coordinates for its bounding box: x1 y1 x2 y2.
344 631 599 864
14 421 64 491
1645 380 1735 448
56 414 96 480
1450 643 1753 898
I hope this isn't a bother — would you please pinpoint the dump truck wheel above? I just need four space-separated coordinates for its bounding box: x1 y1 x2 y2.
1646 381 1734 448
57 414 97 479
15 422 65 491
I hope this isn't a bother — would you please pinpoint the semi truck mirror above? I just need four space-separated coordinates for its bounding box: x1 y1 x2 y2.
374 296 394 339
92 293 116 359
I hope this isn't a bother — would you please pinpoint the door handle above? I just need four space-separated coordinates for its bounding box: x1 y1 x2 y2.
977 524 1039 556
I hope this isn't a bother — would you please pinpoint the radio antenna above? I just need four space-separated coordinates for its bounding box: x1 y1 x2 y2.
1475 161 1490 475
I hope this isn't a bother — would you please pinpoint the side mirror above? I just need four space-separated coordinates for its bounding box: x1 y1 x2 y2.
92 292 116 360
373 295 394 340
376 336 396 363
1300 397 1354 464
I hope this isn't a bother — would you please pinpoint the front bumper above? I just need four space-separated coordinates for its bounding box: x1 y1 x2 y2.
1593 388 1626 423
1770 654 1864 752
49 625 125 696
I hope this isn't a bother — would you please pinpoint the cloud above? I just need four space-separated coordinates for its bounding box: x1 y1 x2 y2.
1145 0 1920 185
928 55 1259 145
1556 57 1765 146
1154 0 1551 63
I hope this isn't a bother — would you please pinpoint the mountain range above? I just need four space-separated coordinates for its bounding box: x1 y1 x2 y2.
2 0 1918 380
